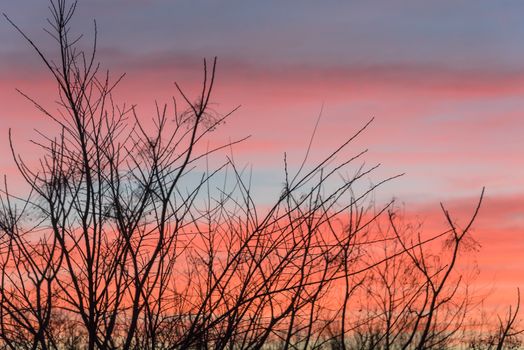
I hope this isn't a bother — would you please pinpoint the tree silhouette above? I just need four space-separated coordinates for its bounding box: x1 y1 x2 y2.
0 1 521 349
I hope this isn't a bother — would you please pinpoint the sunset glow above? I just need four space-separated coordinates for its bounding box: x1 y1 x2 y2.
1 1 523 347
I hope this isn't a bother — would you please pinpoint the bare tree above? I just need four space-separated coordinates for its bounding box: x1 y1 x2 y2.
0 1 521 350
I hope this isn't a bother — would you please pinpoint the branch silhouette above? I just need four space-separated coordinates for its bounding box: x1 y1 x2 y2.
0 1 521 350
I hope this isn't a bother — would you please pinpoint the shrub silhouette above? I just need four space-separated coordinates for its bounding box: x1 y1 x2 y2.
0 1 521 349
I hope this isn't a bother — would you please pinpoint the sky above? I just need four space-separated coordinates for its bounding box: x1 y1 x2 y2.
1 1 523 307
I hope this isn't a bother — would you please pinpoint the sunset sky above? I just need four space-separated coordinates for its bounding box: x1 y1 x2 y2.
1 1 523 306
